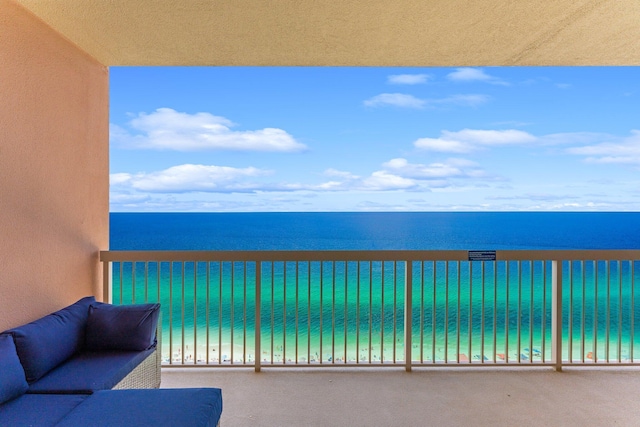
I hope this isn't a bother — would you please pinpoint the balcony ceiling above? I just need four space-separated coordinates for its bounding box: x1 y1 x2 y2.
14 0 640 66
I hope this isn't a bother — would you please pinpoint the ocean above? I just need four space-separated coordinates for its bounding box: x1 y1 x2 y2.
111 212 640 251
109 212 640 364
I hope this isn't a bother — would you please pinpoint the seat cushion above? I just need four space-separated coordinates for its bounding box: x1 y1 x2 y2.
28 349 154 394
85 302 160 351
55 388 223 427
0 393 88 427
0 334 28 404
6 296 95 383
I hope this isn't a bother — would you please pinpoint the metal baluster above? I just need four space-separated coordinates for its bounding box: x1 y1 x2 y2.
542 261 546 363
505 261 509 363
369 261 373 364
169 262 173 365
256 261 262 372
194 262 198 364
219 262 223 365
206 262 210 364
569 261 573 363
421 261 425 364
332 262 336 364
381 261 385 364
632 261 635 362
456 262 461 363
593 260 599 363
444 262 449 363
618 261 623 363
468 262 473 363
482 262 486 364
283 262 287 365
432 262 436 364
581 261 585 364
230 262 234 365
517 261 522 364
243 262 247 365
493 261 497 363
296 262 300 364
393 261 397 364
308 262 312 364
529 261 533 364
606 260 610 363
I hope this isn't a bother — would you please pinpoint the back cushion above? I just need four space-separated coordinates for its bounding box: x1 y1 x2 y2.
7 296 95 383
0 334 28 404
85 303 160 351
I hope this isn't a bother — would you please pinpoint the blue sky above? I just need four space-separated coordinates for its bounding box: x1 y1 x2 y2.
110 67 640 212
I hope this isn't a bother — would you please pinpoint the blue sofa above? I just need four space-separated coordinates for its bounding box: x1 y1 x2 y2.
0 298 223 426
3 296 160 393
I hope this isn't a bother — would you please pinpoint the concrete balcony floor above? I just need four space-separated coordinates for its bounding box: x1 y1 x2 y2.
162 367 640 426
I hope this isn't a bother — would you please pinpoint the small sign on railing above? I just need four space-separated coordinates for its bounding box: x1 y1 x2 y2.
468 250 497 261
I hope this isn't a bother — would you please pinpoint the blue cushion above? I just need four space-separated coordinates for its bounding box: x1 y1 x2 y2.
0 393 88 427
56 388 223 427
6 297 95 383
0 334 28 404
28 349 155 394
85 303 160 351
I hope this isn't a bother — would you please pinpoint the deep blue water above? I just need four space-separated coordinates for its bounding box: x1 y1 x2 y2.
110 212 640 250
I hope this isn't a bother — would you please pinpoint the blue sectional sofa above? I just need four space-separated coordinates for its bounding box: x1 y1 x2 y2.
0 298 223 426
3 296 160 393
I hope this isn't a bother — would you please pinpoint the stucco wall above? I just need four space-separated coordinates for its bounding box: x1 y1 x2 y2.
0 0 109 330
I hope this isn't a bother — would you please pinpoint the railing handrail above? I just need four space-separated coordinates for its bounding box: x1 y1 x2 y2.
101 249 640 262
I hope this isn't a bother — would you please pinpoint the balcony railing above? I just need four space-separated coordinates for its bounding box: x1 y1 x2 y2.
100 250 640 371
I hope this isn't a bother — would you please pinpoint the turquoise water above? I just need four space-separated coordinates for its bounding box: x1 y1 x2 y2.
112 259 640 364
110 213 640 364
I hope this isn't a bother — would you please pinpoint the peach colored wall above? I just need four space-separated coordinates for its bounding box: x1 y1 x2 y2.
0 0 109 330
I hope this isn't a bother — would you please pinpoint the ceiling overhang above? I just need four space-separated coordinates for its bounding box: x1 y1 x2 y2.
13 0 640 66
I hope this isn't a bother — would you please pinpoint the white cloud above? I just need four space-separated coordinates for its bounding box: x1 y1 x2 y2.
414 129 536 153
541 132 613 146
487 193 578 202
111 163 422 196
309 158 494 194
566 130 640 164
315 169 416 192
323 169 360 179
109 193 151 204
383 158 464 179
360 171 416 191
110 173 133 185
319 160 491 192
111 108 306 152
447 68 491 82
387 74 431 85
364 93 489 109
446 68 509 86
363 93 426 109
355 201 412 211
381 157 490 184
111 164 274 193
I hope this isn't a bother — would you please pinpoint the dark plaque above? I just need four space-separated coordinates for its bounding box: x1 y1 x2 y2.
468 250 497 261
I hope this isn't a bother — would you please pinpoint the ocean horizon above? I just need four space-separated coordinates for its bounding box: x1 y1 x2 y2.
110 211 640 251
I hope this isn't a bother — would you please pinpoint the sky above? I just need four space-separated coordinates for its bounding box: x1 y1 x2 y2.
109 67 640 212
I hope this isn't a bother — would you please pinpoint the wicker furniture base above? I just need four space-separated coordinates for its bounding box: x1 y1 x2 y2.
112 349 161 389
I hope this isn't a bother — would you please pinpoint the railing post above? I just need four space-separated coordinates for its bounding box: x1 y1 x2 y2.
255 261 262 373
404 260 413 372
102 255 112 304
551 260 563 372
